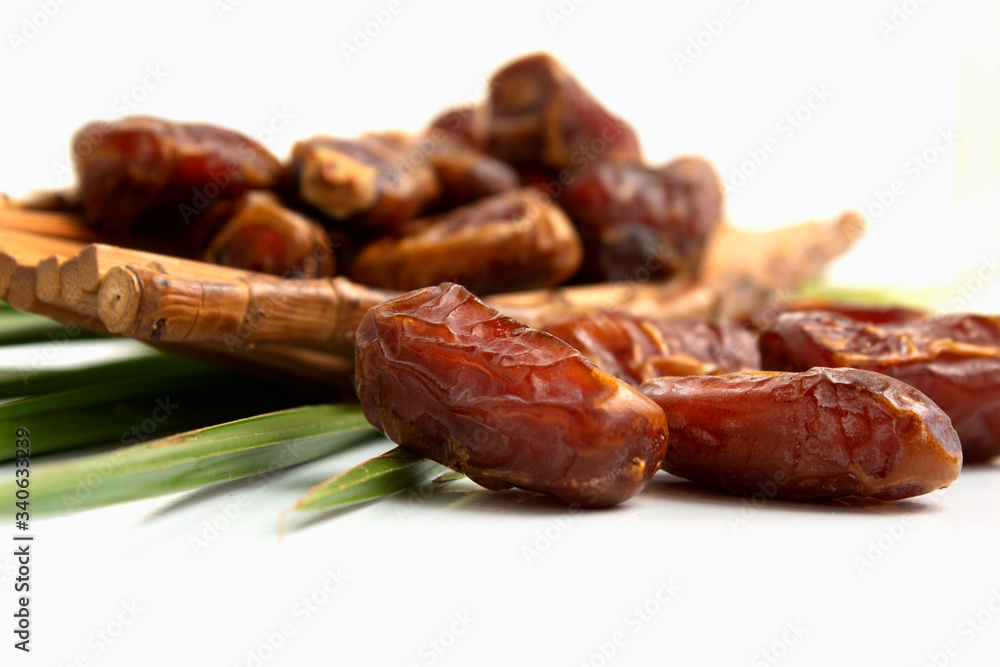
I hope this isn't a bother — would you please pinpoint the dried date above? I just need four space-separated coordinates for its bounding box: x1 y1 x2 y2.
559 158 723 281
289 133 440 233
73 116 282 235
354 283 668 507
487 53 641 172
760 311 1000 462
542 312 759 385
202 191 335 278
425 141 520 211
640 368 962 501
347 189 582 295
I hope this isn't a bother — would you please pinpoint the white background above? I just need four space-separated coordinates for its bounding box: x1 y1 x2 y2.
1 1 999 665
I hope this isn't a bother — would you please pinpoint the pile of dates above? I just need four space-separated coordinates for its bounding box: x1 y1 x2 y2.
68 53 721 291
59 52 998 508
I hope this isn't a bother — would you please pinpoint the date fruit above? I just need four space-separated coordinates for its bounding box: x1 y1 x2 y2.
73 116 282 235
347 189 582 295
487 53 641 172
355 283 668 507
202 192 335 277
640 368 962 501
760 311 1000 462
425 141 520 210
542 312 759 385
290 133 440 233
559 158 723 281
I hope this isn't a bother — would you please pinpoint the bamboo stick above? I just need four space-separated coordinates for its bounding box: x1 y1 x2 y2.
98 266 392 353
0 208 189 255
1 228 86 297
35 254 67 305
6 266 40 312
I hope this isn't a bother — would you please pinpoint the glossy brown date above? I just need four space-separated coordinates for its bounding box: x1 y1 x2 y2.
559 158 723 281
744 298 928 333
486 53 641 172
542 312 759 385
760 311 1000 462
427 105 488 151
202 192 335 278
289 133 439 233
640 368 962 501
73 116 282 235
355 283 668 507
347 189 582 295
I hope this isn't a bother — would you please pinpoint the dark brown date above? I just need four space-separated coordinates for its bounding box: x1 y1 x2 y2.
73 116 282 235
559 158 723 282
289 133 440 233
202 192 335 278
908 313 1000 347
425 141 520 210
760 311 1000 462
487 53 642 172
542 312 760 385
347 189 582 295
427 105 488 151
355 283 668 507
640 368 962 501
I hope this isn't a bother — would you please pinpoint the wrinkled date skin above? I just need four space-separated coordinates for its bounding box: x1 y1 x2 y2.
542 312 760 385
73 116 282 235
486 53 642 172
559 158 723 282
202 192 335 278
355 283 668 507
640 368 962 501
347 189 582 295
760 311 1000 462
290 133 440 233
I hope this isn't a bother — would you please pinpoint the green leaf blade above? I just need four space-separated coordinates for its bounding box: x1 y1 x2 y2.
294 446 448 512
3 404 376 514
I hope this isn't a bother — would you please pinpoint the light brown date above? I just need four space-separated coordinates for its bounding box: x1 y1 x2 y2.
355 283 668 507
640 368 962 501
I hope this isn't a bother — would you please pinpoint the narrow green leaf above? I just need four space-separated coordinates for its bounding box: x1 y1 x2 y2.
0 352 222 399
0 309 101 345
294 446 448 512
4 404 375 514
0 370 261 460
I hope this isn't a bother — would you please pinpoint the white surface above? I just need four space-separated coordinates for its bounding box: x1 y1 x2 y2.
1 1 999 665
